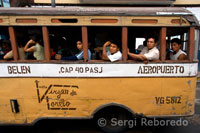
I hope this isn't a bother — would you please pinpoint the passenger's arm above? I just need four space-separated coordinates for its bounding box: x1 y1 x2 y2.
102 41 110 61
128 51 147 61
178 53 187 60
94 47 103 59
3 50 13 60
24 40 35 52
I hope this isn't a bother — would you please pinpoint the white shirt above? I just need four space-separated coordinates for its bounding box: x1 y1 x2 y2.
140 47 159 60
33 43 45 60
170 49 186 60
107 50 122 62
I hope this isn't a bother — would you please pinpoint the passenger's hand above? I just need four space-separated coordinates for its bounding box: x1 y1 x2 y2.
104 41 111 47
127 49 130 54
28 39 35 45
143 60 149 64
94 47 103 53
55 54 62 60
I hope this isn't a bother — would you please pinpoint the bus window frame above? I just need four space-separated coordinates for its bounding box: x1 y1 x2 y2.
2 26 196 63
164 26 195 62
160 27 167 61
8 26 19 61
42 26 51 61
122 27 128 61
82 26 88 62
188 27 195 61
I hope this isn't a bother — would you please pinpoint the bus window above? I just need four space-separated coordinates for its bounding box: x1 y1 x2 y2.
127 27 160 61
135 38 145 54
0 26 10 60
14 26 43 60
48 26 83 61
166 27 189 61
88 26 122 61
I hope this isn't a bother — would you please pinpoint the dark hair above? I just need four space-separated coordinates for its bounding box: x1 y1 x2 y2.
143 40 147 46
31 35 40 42
146 36 158 43
171 38 181 45
110 39 121 48
2 40 11 45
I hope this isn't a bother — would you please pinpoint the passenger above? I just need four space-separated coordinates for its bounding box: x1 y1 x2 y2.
55 41 91 60
128 36 159 62
170 38 187 60
166 40 173 60
136 45 145 54
0 40 4 59
101 40 122 62
50 43 65 60
135 40 147 54
24 35 45 60
0 40 11 59
4 40 26 60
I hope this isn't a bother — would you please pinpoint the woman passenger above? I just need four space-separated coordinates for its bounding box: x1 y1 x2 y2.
24 35 45 60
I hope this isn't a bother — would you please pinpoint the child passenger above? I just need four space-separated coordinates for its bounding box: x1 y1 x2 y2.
101 40 122 62
55 41 91 60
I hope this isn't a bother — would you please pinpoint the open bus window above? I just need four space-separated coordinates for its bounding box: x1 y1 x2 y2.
135 38 146 54
49 26 82 61
88 26 122 61
166 27 189 61
127 27 160 61
14 26 43 61
0 26 10 60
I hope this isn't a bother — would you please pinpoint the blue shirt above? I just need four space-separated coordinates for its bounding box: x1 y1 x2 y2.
75 49 91 60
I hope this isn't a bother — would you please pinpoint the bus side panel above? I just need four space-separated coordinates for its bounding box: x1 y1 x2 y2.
0 77 196 124
0 78 26 124
161 77 196 116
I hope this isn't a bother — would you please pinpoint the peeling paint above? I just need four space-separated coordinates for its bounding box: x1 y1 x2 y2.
188 103 193 106
181 106 186 109
187 80 191 86
172 96 178 100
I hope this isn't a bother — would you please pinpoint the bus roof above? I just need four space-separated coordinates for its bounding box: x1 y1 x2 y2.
0 7 199 26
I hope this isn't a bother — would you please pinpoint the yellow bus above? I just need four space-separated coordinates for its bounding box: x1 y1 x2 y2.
0 6 199 132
